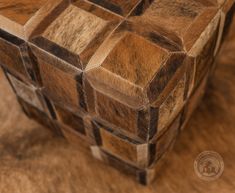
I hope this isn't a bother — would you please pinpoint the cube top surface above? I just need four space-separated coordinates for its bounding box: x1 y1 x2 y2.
86 0 141 16
0 0 68 40
42 4 111 57
83 0 221 106
0 0 225 108
129 0 219 52
100 33 169 88
12 0 220 109
30 0 122 70
0 0 47 25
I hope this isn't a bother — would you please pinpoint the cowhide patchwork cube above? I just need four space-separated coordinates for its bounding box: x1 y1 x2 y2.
0 0 234 185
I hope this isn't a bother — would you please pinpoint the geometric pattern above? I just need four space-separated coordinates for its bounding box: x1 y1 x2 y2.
0 0 234 185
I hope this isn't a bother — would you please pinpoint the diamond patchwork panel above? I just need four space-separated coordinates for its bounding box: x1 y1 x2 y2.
85 0 155 17
7 73 44 111
31 0 122 69
0 29 40 84
0 0 234 185
36 58 83 110
0 0 68 40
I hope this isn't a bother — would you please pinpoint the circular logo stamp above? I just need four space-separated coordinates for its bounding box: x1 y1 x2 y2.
194 151 224 181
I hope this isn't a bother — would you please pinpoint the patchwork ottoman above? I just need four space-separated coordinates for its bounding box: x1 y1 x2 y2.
0 0 234 185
